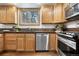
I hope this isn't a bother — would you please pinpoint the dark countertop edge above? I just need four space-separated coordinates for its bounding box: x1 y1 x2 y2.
0 31 56 33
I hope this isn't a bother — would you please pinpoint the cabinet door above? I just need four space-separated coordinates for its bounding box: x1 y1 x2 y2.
42 5 53 23
54 4 66 23
25 33 35 51
17 34 25 51
5 33 16 50
49 33 57 51
0 38 3 51
0 34 3 51
0 7 6 23
6 6 16 23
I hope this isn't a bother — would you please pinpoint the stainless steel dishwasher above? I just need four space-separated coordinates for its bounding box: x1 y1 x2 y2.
36 33 49 51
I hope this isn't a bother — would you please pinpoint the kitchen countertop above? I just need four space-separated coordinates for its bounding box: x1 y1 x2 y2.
0 28 56 33
0 31 56 33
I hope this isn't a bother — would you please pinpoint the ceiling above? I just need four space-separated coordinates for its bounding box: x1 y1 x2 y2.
0 3 41 8
0 3 57 8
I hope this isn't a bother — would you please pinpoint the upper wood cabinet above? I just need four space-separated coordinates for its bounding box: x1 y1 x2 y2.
0 6 17 24
53 3 66 23
25 33 35 51
42 5 53 24
41 4 66 24
0 7 6 23
6 6 17 24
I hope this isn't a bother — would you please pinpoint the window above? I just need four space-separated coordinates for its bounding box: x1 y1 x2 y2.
19 8 40 25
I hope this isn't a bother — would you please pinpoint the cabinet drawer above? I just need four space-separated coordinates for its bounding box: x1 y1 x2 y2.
5 37 16 40
5 33 17 37
5 45 16 50
5 40 16 50
5 40 16 44
25 34 35 38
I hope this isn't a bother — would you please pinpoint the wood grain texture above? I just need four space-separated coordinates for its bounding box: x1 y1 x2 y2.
49 33 57 51
5 33 17 50
42 5 53 24
0 6 16 23
53 3 66 23
25 33 35 51
17 34 25 51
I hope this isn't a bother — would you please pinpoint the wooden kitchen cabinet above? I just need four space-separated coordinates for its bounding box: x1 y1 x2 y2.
49 33 57 51
0 6 17 24
53 3 66 23
17 34 25 51
6 6 17 24
0 7 7 23
25 33 35 51
0 34 4 52
42 4 53 24
5 33 17 50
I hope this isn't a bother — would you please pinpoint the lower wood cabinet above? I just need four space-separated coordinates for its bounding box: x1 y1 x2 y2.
5 33 17 50
17 34 25 51
49 33 57 51
0 34 4 51
4 33 35 52
4 32 57 52
25 33 35 51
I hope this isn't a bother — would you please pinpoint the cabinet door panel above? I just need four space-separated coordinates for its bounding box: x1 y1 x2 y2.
42 5 53 23
25 34 35 51
0 38 3 51
17 38 24 51
0 7 6 23
6 7 15 23
17 34 25 51
54 4 66 23
5 40 16 50
49 33 56 50
5 44 16 50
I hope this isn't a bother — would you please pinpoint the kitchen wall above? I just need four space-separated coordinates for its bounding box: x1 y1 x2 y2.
65 20 79 28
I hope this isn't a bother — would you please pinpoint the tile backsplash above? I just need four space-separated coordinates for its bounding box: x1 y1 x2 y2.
65 20 79 28
0 24 15 28
0 24 56 29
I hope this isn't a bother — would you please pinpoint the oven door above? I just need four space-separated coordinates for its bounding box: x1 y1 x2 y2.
58 40 78 56
58 40 68 56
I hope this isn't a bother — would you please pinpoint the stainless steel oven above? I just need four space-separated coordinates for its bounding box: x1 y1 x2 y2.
57 32 79 56
58 39 77 56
